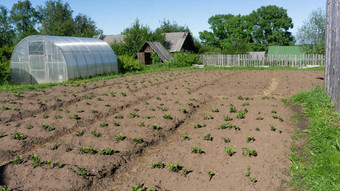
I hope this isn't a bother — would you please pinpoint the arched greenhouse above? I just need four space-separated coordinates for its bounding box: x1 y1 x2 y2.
11 35 118 84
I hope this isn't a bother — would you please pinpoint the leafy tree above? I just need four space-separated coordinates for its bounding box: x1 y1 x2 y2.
249 5 295 47
39 0 74 36
155 19 190 33
112 19 165 56
10 0 38 42
296 8 326 54
73 13 102 37
0 5 14 47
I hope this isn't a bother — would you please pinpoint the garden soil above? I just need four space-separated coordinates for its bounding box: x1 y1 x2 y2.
0 69 323 191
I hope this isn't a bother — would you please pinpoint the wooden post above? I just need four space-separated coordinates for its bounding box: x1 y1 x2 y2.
325 0 340 111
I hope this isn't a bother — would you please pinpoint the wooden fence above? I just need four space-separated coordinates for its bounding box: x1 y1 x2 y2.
200 54 324 68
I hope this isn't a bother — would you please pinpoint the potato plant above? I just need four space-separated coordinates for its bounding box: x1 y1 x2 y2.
229 104 237 113
203 133 213 141
191 146 204 154
247 136 255 142
242 147 257 157
12 132 26 140
31 154 41 167
182 134 190 140
99 148 114 155
151 162 164 169
207 170 215 181
194 123 206 129
79 146 96 154
224 147 235 156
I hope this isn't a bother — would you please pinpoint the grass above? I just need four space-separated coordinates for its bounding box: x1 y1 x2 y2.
289 86 340 190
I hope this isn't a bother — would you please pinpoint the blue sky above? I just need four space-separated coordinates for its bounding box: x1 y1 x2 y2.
2 0 326 39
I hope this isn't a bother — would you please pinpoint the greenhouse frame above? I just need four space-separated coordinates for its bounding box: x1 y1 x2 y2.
11 35 118 84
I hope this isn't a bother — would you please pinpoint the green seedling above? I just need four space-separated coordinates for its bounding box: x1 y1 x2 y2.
31 154 41 167
194 123 206 129
255 127 260 131
100 122 109 127
14 108 20 111
262 96 270 100
131 183 144 191
278 116 283 122
168 163 181 172
223 137 231 143
91 109 98 114
229 104 237 113
79 146 96 154
212 108 219 112
204 115 214 120
133 137 143 143
54 162 62 168
207 170 215 181
191 146 204 154
55 97 61 102
110 92 116 97
271 110 277 114
99 148 114 155
279 129 283 133
8 100 17 104
115 133 124 142
163 113 173 119
138 121 145 127
97 97 103 101
120 92 127 97
2 106 10 110
247 136 255 142
0 132 7 138
203 133 213 141
58 108 63 111
242 147 257 157
66 146 72 152
129 112 139 118
270 124 276 131
1 185 10 191
49 143 59 150
175 100 180 104
236 109 248 119
218 122 235 130
156 96 161 100
151 162 165 169
113 121 120 126
223 115 233 121
55 114 62 119
114 115 124 119
12 132 26 140
76 166 87 176
256 116 264 120
152 124 160 130
178 108 187 113
13 156 22 164
42 123 55 131
91 131 100 137
42 114 49 119
242 102 250 106
245 166 251 177
182 134 190 140
187 102 193 106
237 95 243 100
76 130 84 136
224 147 235 156
250 176 257 183
71 114 81 120
46 158 51 165
12 91 21 97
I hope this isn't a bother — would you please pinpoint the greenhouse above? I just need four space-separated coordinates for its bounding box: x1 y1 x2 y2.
11 35 118 84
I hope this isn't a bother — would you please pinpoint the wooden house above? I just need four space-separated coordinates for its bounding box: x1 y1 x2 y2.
137 42 171 65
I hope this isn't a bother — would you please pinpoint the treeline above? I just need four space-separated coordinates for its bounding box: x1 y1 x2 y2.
0 0 101 81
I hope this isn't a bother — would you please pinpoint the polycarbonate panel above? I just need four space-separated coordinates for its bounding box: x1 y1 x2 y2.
11 35 117 84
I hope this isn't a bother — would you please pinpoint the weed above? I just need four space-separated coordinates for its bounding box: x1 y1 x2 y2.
42 123 55 131
133 137 143 143
229 104 237 113
76 166 87 176
31 154 41 167
99 148 114 155
76 130 84 136
204 115 214 120
163 113 173 119
223 115 233 121
242 147 257 157
203 133 213 141
91 131 100 137
224 147 235 156
12 132 26 140
212 108 219 112
79 146 96 154
151 162 164 169
115 133 124 142
207 170 215 181
182 134 190 140
13 156 22 164
152 124 160 130
191 146 204 154
100 122 109 127
223 137 231 143
247 136 255 142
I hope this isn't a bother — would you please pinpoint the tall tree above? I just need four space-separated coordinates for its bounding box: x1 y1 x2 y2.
249 5 295 47
296 8 326 54
10 0 38 42
39 0 74 36
0 5 14 47
73 13 102 37
155 19 190 33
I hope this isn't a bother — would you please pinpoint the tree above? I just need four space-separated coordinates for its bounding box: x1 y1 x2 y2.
249 5 295 47
112 19 165 56
0 5 14 47
73 13 102 37
39 0 74 36
296 8 326 54
10 0 38 42
155 19 190 33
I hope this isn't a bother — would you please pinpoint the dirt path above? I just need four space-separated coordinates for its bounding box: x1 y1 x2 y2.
0 70 323 191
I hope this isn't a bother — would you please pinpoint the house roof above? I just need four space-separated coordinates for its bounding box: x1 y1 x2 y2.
138 41 171 62
267 46 305 55
98 32 194 53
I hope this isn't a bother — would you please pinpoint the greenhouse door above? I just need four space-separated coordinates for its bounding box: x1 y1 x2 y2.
29 41 46 84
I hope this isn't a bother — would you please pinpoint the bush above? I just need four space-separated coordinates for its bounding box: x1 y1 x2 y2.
166 51 201 68
0 45 13 83
117 55 143 73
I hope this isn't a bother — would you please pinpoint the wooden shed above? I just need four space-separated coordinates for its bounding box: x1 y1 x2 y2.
137 42 172 65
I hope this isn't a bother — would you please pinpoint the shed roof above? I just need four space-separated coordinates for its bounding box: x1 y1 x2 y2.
138 42 171 62
268 46 305 55
98 35 125 45
165 32 192 52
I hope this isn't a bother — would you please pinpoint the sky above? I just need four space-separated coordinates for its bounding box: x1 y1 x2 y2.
1 0 326 39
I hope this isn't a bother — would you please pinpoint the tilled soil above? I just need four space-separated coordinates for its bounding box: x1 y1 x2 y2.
0 69 323 191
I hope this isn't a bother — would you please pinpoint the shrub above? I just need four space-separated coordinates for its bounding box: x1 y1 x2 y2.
117 55 143 73
165 51 201 68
